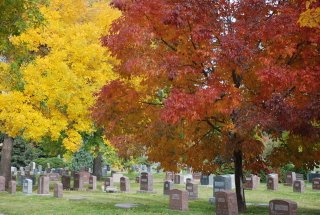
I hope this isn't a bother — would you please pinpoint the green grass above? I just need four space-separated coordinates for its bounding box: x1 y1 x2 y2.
0 173 319 214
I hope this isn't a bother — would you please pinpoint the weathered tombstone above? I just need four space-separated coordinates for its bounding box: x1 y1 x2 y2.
186 182 198 200
73 173 84 190
102 166 108 177
105 177 114 189
269 199 297 215
192 172 202 183
208 174 215 187
17 173 23 186
54 182 63 198
79 171 90 184
267 174 278 191
174 174 184 184
38 165 42 174
112 172 123 183
165 172 174 181
11 167 17 176
48 173 60 181
20 167 25 175
139 172 153 192
120 176 130 192
215 191 238 215
25 166 31 172
285 172 296 186
163 180 174 195
229 174 236 189
89 175 97 191
8 180 16 194
169 189 188 211
0 176 5 192
135 176 140 183
61 175 71 190
293 180 305 193
23 179 33 194
31 162 36 171
200 175 209 185
307 172 320 182
37 175 49 195
312 178 320 190
244 174 260 190
214 175 232 192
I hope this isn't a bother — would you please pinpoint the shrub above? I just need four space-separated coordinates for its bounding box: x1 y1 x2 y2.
35 157 65 168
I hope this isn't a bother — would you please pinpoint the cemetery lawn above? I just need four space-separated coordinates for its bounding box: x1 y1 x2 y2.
0 173 319 215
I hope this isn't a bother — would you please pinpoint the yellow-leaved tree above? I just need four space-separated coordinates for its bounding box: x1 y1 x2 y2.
299 0 320 28
0 0 120 185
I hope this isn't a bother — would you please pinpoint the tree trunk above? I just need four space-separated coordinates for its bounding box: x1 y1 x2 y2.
93 153 103 180
0 135 13 188
234 149 246 212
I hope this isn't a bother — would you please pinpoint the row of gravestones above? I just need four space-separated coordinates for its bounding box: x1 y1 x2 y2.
61 172 97 191
166 171 320 193
0 176 62 198
267 172 320 192
104 172 155 193
167 186 298 214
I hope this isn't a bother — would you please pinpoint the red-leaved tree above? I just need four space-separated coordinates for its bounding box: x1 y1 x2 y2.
93 0 319 212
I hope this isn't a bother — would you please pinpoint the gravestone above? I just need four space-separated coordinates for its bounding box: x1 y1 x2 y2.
244 174 260 190
200 175 209 185
229 174 236 189
267 174 278 191
25 166 31 172
174 174 184 184
135 176 140 183
38 165 42 174
20 167 25 175
0 176 5 192
61 175 71 190
269 199 297 215
8 180 16 194
163 180 174 195
307 172 320 182
186 178 193 183
89 175 97 191
79 171 90 184
102 166 108 177
165 172 174 181
23 179 33 194
112 172 123 183
208 174 215 187
120 176 130 192
105 177 114 189
192 172 202 183
48 173 60 181
293 180 304 193
54 182 63 198
37 175 49 195
11 167 17 176
31 162 36 171
74 173 85 190
215 191 238 215
169 189 188 211
214 175 232 192
312 178 320 190
183 174 193 183
139 172 153 192
285 172 296 186
186 182 198 200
